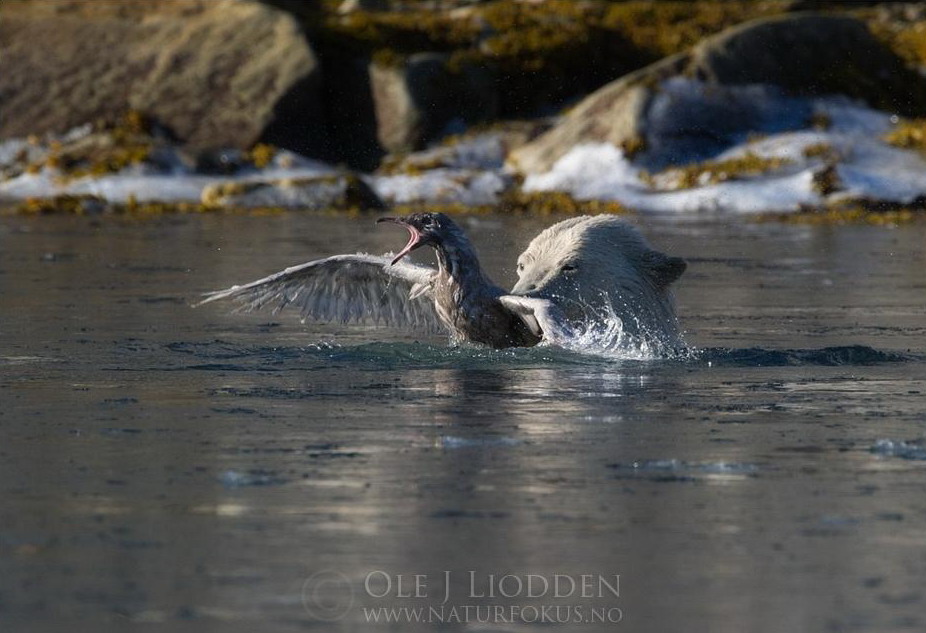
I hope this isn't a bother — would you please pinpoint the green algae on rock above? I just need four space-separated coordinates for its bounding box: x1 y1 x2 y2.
201 174 383 211
759 205 920 226
646 152 794 191
884 119 926 152
8 194 291 217
758 193 926 226
500 191 628 217
314 1 793 118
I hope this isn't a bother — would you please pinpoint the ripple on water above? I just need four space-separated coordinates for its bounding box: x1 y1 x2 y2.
438 436 522 449
696 345 911 367
219 469 289 488
607 460 760 483
170 339 632 371
166 338 911 375
0 355 63 366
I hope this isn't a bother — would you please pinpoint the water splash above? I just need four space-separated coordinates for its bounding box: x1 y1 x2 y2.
545 299 689 361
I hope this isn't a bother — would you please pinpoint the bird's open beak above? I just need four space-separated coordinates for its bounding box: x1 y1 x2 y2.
377 217 423 265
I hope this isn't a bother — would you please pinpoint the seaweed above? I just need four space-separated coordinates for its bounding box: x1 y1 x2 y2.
760 200 923 226
884 119 926 151
647 152 793 190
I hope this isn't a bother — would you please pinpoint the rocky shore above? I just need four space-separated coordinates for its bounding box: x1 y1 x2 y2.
3 0 926 222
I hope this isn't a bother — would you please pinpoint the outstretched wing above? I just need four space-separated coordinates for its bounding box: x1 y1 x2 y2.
198 254 443 333
498 295 575 344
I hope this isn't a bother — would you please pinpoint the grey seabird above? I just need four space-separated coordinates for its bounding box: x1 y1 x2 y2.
198 212 565 349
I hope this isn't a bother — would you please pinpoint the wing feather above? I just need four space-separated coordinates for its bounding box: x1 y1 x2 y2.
498 295 574 344
198 254 442 333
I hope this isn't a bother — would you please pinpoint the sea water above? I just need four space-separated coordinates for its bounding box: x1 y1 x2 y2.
0 212 924 632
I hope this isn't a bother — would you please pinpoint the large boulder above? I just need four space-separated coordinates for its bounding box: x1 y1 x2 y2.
0 0 324 155
370 53 497 154
508 55 685 174
687 14 926 112
511 14 926 174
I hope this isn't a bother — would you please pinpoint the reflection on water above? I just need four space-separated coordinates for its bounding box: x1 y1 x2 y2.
1 214 925 631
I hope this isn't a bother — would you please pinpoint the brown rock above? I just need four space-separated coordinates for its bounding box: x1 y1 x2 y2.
688 14 926 114
508 54 685 175
0 0 324 155
338 0 389 13
370 53 497 154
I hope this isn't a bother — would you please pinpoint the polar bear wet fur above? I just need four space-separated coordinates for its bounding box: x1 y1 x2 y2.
512 216 687 352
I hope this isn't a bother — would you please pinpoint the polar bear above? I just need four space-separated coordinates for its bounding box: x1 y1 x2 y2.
511 215 687 353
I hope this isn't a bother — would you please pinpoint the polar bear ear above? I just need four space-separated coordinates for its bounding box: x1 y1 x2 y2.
641 251 687 288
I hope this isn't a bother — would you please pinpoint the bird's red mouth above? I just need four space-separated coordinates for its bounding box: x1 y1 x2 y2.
377 217 423 265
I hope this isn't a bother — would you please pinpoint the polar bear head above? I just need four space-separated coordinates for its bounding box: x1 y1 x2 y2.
511 215 686 346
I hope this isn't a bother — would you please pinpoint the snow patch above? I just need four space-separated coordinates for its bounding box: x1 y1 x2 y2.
524 81 926 214
371 169 510 207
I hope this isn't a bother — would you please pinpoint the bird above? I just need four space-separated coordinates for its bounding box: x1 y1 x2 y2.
198 212 569 349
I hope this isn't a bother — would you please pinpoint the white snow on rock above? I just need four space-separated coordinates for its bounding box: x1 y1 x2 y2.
524 143 820 214
4 83 926 214
523 80 926 214
370 169 510 207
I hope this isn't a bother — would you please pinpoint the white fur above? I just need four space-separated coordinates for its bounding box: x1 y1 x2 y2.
512 215 686 353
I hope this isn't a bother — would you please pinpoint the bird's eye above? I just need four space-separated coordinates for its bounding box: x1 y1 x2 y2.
517 262 525 272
